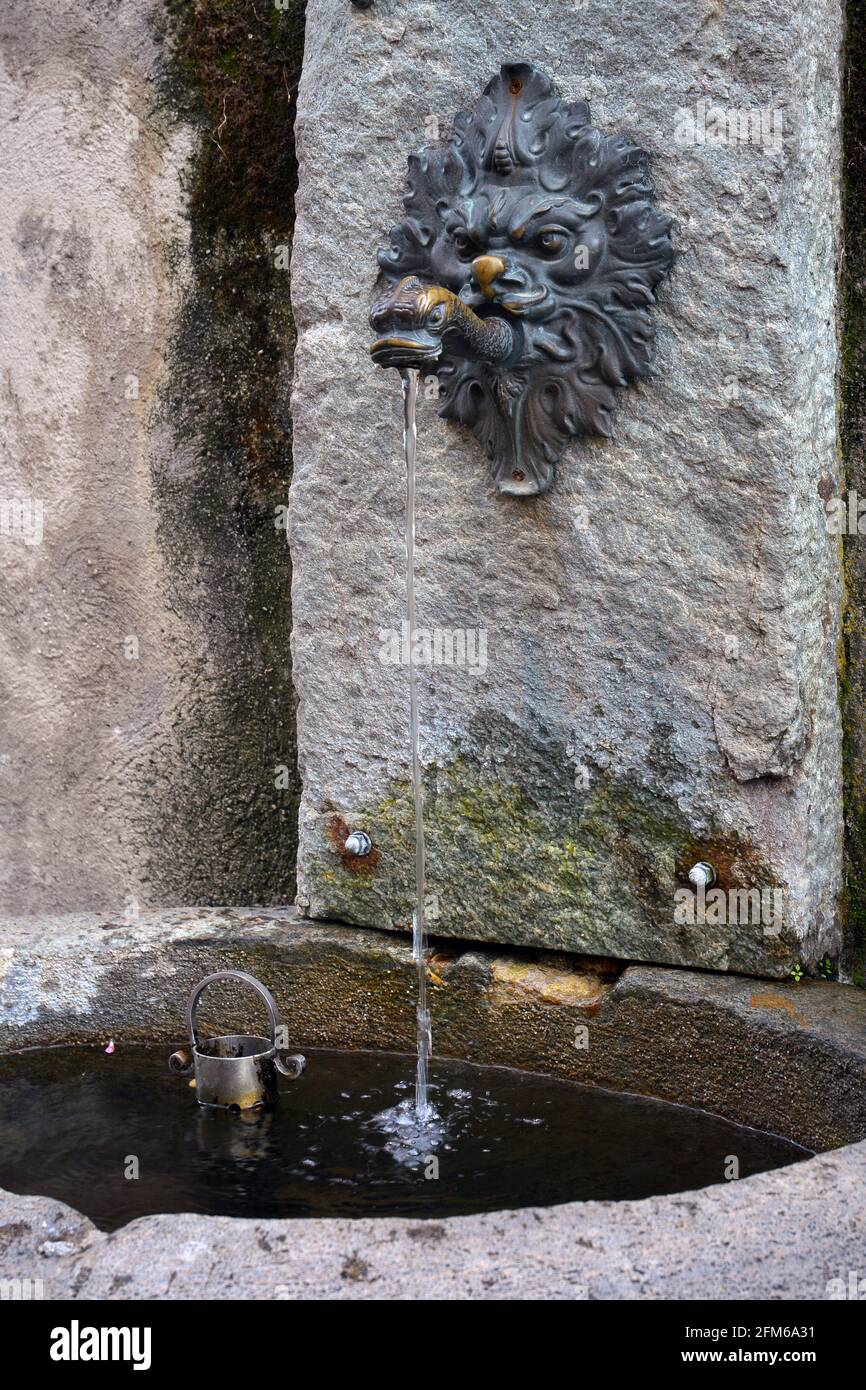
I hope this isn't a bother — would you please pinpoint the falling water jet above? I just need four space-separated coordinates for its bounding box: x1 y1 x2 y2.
399 366 431 1124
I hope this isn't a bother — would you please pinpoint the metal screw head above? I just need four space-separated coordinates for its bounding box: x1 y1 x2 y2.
688 861 717 889
345 831 372 856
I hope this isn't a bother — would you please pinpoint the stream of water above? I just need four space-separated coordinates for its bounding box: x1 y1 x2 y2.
400 367 431 1123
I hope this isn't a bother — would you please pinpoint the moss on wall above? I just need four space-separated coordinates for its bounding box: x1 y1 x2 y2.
841 0 866 983
306 713 796 976
143 0 306 902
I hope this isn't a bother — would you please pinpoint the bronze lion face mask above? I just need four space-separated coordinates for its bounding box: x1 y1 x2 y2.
370 62 674 496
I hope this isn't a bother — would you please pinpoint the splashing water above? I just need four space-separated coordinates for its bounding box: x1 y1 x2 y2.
400 367 432 1123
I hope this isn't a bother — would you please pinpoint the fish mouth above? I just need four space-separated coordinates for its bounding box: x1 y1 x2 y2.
369 333 443 369
459 284 548 317
497 287 549 315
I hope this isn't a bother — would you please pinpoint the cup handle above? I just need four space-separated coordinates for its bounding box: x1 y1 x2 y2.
186 970 281 1051
168 1048 194 1076
275 1052 306 1080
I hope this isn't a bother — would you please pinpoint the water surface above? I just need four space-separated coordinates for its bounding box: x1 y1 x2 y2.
0 1045 810 1231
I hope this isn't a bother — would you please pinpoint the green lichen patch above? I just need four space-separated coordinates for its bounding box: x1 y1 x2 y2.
305 714 796 977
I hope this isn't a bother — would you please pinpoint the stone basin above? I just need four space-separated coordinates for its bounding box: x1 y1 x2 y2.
0 909 864 1300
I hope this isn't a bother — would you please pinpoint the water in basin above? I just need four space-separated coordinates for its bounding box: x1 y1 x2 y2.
0 1045 810 1231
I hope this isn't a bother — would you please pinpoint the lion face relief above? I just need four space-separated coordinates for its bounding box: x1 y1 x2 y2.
374 62 674 496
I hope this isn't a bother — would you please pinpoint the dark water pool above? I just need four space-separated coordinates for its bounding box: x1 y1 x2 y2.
0 1046 810 1230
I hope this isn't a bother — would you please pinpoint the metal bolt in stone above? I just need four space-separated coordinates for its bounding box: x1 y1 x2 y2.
345 831 372 856
688 862 717 889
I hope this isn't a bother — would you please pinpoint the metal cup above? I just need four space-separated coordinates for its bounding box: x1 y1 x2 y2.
169 970 305 1112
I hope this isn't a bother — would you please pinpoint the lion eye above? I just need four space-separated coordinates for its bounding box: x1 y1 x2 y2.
539 231 566 256
452 229 475 259
428 304 447 326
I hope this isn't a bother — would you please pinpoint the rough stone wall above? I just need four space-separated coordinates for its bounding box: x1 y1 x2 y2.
290 0 844 976
841 0 866 986
0 0 303 916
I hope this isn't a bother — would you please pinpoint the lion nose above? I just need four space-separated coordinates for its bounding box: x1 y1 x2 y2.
471 255 506 299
